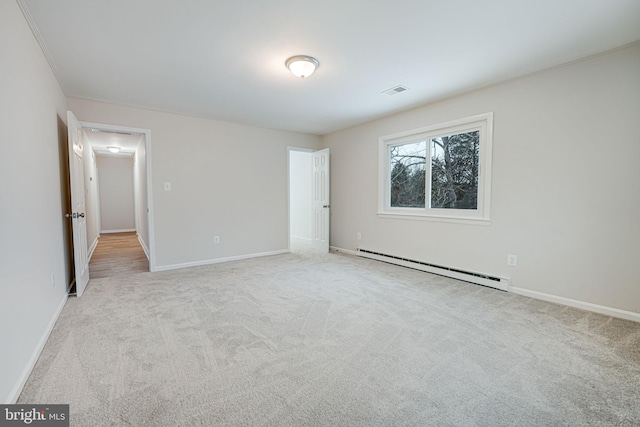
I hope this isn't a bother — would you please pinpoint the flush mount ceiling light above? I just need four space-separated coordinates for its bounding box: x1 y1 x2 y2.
107 146 121 153
285 55 319 79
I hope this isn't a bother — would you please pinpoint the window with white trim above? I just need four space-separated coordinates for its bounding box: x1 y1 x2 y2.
378 113 493 223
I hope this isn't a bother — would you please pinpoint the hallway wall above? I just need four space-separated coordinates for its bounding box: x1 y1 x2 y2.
83 141 100 251
97 155 135 233
134 135 149 255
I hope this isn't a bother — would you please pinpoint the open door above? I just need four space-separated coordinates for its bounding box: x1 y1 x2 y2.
67 111 90 296
311 148 330 252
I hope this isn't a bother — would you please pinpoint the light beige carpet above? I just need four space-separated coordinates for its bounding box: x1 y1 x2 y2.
18 251 640 426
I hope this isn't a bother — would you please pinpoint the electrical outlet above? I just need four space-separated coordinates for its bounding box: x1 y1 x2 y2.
507 254 518 266
356 232 362 240
164 182 172 191
51 273 56 288
213 236 220 244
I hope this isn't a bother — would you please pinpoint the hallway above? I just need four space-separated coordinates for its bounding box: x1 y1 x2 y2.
89 232 148 279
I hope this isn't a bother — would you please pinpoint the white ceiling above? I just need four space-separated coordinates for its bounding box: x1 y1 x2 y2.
21 0 640 135
83 129 141 157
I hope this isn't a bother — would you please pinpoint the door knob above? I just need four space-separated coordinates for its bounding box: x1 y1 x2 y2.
323 205 330 208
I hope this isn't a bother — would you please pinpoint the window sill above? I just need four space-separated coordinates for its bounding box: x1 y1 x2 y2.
377 211 491 226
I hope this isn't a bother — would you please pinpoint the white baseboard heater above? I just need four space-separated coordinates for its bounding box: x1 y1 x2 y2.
356 248 510 291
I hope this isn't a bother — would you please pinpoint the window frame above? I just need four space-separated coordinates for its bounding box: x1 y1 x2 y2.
378 113 493 224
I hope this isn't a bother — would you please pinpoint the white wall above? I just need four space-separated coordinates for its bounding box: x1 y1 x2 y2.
0 0 69 403
290 150 312 241
68 98 322 268
322 43 640 315
97 155 135 232
134 135 149 255
82 138 100 251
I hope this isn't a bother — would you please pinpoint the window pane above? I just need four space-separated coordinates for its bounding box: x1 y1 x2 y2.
390 141 426 207
430 130 479 209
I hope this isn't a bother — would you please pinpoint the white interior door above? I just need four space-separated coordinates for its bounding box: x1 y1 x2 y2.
67 111 90 296
312 148 330 252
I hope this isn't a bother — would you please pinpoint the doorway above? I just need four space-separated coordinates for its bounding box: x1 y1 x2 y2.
288 147 330 253
79 121 155 280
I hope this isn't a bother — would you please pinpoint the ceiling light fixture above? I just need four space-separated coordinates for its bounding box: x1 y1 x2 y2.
285 55 319 79
107 146 121 154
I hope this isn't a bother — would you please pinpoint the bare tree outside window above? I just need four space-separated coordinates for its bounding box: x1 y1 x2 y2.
389 141 426 207
389 131 479 210
430 131 479 209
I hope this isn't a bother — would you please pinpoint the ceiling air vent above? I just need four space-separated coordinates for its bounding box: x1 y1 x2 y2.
382 85 409 96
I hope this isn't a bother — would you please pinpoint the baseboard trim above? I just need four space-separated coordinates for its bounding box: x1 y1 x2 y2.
137 234 150 261
510 287 640 323
330 246 357 256
87 236 99 261
6 294 68 403
154 249 289 272
101 229 136 234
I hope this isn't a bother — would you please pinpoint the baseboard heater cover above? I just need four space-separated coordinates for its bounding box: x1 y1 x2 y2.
356 248 510 291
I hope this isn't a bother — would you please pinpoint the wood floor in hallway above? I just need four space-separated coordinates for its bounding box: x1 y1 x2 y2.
89 232 149 279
